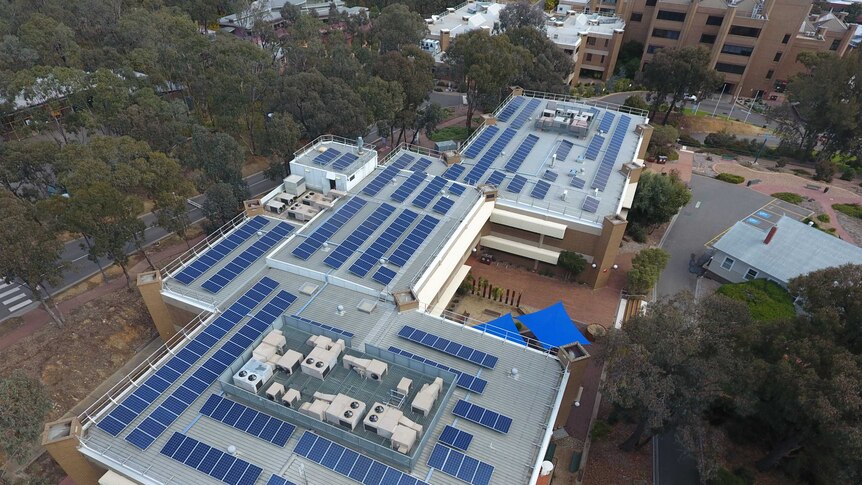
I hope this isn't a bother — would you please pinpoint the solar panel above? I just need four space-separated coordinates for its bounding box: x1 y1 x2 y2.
462 126 499 159
507 174 528 194
160 432 262 485
583 135 605 161
174 217 268 284
199 394 295 446
411 176 447 209
202 222 295 293
398 326 498 368
362 166 399 197
390 153 415 170
555 140 574 161
388 347 487 394
293 316 354 338
496 95 524 122
542 170 558 182
389 215 439 267
582 195 600 213
427 443 494 485
371 266 397 286
432 197 455 215
292 197 367 260
530 180 551 200
409 157 432 173
323 203 395 269
485 171 506 187
591 115 631 191
120 283 294 449
598 111 615 133
391 172 427 202
313 148 341 166
510 98 541 129
439 425 474 451
331 152 359 171
463 128 516 184
503 134 539 173
267 475 297 485
448 183 467 196
349 208 418 277
294 431 429 485
442 164 466 181
570 176 586 189
451 399 513 434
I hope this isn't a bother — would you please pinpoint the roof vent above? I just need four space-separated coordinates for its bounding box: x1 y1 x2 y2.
357 136 364 155
357 299 377 314
227 445 237 455
764 226 778 244
508 367 520 380
336 304 345 316
322 242 330 251
299 282 319 296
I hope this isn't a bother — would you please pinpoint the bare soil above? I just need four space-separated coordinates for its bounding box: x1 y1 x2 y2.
580 402 652 485
242 155 270 177
681 115 769 136
834 211 862 246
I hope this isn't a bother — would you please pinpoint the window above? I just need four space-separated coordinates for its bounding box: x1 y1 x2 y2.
604 39 609 47
646 44 662 54
656 10 686 22
700 34 717 44
586 53 593 62
706 15 723 26
744 268 759 280
715 62 746 74
721 257 734 270
652 28 681 40
766 69 774 79
601 55 606 63
782 33 790 44
729 25 761 37
646 0 657 6
773 52 782 62
630 12 643 22
830 39 841 51
721 44 754 56
587 37 596 46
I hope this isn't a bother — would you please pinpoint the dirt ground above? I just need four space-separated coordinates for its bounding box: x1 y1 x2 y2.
680 115 769 136
579 402 652 485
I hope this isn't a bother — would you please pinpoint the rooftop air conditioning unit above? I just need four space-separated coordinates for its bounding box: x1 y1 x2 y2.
232 359 274 393
462 15 471 21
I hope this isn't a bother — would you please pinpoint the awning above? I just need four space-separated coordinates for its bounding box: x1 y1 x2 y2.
517 301 590 350
473 314 527 346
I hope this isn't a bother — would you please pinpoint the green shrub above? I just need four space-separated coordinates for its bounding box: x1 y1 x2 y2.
833 203 862 219
627 224 647 243
717 173 745 184
771 192 803 204
626 248 670 295
841 167 856 181
717 279 796 321
708 467 754 485
590 420 612 441
677 132 701 147
429 126 472 142
816 213 830 223
791 168 812 176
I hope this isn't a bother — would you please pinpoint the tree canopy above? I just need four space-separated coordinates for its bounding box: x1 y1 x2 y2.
0 371 52 463
643 46 723 124
498 1 547 33
628 170 691 232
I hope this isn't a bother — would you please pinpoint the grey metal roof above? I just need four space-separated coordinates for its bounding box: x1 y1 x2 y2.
712 215 862 283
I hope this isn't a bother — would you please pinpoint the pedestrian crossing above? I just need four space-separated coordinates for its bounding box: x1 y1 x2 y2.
0 282 33 315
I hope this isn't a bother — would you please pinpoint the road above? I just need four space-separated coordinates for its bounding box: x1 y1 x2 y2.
0 171 281 322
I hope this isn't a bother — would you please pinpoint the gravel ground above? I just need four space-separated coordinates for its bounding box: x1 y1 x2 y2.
834 211 862 246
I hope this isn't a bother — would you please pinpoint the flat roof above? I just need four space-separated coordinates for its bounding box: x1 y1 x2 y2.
546 13 625 47
291 139 377 175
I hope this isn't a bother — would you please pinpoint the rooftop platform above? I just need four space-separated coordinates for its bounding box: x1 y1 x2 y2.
292 137 377 175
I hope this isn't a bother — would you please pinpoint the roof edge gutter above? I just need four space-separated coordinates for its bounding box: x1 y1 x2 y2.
528 367 570 485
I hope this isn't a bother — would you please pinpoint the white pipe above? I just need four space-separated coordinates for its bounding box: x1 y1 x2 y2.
528 366 571 485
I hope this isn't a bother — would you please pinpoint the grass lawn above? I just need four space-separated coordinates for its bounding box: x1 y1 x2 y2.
771 192 803 204
717 279 796 321
833 203 862 219
430 126 473 142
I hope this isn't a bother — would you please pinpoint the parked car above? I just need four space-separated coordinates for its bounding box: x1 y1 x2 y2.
683 94 697 102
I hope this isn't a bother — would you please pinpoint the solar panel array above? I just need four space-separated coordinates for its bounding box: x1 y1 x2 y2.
293 316 354 338
331 152 359 171
570 176 586 189
555 140 574 161
388 215 439 267
313 148 341 166
462 126 499 159
398 326 498 369
442 164 465 181
439 425 474 452
485 170 506 187
267 475 297 485
390 153 416 170
97 277 280 439
427 443 494 485
448 183 467 196
582 195 600 213
294 431 429 485
412 176 447 209
464 128 516 184
323 203 395 269
591 115 631 191
502 134 539 173
583 135 605 161
175 217 268 284
391 172 427 202
362 166 400 197
200 394 295 446
160 432 262 485
410 158 432 173
506 174 527 194
542 170 558 182
598 111 615 133
201 222 294 293
388 346 487 394
452 399 513 434
510 98 541 129
124 283 297 450
496 95 524 122
292 197 367 260
371 266 397 286
530 180 551 200
349 209 418 277
432 197 455 215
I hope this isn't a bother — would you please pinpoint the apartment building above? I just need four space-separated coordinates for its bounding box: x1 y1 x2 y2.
613 0 857 97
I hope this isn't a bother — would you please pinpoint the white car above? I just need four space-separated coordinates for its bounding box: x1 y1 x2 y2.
683 94 697 102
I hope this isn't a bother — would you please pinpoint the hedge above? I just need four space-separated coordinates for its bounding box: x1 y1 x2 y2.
833 203 862 219
771 192 803 204
717 173 745 184
717 279 796 321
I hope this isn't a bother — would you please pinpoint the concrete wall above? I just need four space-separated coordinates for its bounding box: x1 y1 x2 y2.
705 249 785 286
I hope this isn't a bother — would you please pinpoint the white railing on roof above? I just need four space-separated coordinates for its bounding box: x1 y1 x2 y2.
520 89 649 117
380 143 444 166
292 134 375 160
160 211 249 277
